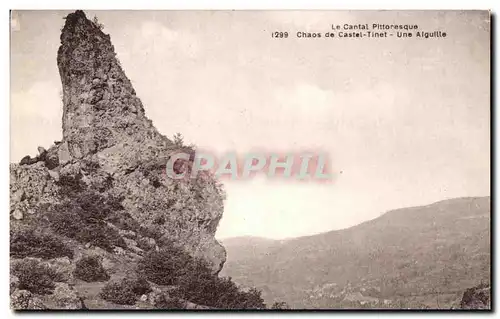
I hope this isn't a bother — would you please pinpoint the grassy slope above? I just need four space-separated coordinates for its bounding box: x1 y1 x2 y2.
220 197 491 308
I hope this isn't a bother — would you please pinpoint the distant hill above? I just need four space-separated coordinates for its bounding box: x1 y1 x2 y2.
219 236 280 260
220 197 491 309
220 236 278 248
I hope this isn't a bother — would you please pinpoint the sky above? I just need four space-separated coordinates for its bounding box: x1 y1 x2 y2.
10 10 490 239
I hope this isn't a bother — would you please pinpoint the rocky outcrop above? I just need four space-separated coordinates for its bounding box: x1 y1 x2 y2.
46 283 84 309
10 161 60 220
10 290 46 310
10 9 226 274
460 284 490 310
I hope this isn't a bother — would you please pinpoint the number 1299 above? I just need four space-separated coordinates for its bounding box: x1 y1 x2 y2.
272 31 289 38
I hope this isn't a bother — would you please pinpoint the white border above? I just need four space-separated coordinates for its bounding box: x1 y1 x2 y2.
2 0 496 10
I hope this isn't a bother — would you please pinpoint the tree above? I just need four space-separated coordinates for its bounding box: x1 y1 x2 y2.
173 132 184 146
92 16 104 30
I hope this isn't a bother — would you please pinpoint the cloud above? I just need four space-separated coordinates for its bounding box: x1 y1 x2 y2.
272 81 407 129
11 81 62 121
136 21 199 58
11 81 63 161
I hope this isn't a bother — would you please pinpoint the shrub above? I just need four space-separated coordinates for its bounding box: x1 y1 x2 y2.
48 190 127 252
57 174 122 214
74 191 124 222
122 275 152 296
175 265 266 309
92 16 104 30
99 274 151 305
105 194 125 213
75 222 126 252
271 301 290 310
153 215 166 225
10 230 73 259
75 192 110 221
138 224 164 244
49 209 126 252
138 225 163 241
138 241 266 309
235 287 266 309
154 294 186 309
56 173 86 196
12 259 62 295
106 211 140 232
136 236 156 252
100 281 137 305
137 244 192 285
173 132 184 147
173 257 217 301
49 207 82 237
74 255 110 282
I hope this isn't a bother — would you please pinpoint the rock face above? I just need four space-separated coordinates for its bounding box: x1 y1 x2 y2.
49 283 84 309
460 284 491 310
10 290 46 310
10 10 225 273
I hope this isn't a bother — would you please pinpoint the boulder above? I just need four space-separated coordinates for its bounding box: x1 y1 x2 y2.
12 209 23 220
460 284 490 309
49 283 84 309
10 275 19 294
10 290 46 310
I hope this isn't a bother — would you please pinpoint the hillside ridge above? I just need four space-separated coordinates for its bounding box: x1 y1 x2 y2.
221 196 491 309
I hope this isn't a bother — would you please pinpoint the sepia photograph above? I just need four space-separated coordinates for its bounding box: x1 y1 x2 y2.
9 9 490 311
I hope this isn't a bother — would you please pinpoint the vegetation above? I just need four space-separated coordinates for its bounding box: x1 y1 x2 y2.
173 132 184 147
106 211 140 232
138 244 191 285
50 176 127 252
221 197 491 309
14 158 261 309
49 203 126 252
13 143 255 309
154 294 185 309
137 224 163 242
271 301 290 309
10 229 73 259
122 275 152 296
56 173 86 197
100 281 137 305
92 16 104 30
12 259 62 295
176 271 266 309
138 241 266 309
100 275 151 305
74 255 110 282
138 162 165 189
